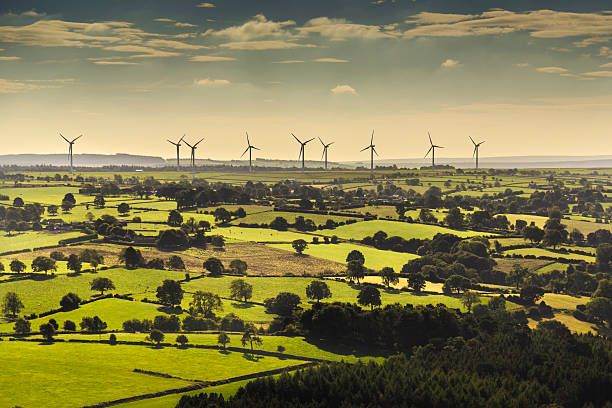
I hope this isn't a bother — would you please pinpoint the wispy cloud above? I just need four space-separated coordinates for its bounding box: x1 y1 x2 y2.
0 56 21 61
92 60 139 65
190 55 237 62
145 39 209 50
298 17 400 40
331 84 357 95
601 62 612 68
103 45 182 58
513 62 530 68
536 66 568 74
0 77 74 94
314 57 350 63
583 71 612 77
219 40 315 50
272 60 304 64
197 3 215 7
175 22 197 28
195 78 230 87
153 18 175 23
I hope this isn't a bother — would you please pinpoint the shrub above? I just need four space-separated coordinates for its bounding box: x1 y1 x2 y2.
153 315 181 332
182 315 218 331
203 257 224 276
14 318 30 335
264 292 301 316
220 313 246 332
147 258 165 270
80 316 108 333
63 320 76 331
59 292 81 311
147 329 164 344
123 318 152 333
176 334 189 347
109 333 117 345
166 255 186 270
50 251 66 261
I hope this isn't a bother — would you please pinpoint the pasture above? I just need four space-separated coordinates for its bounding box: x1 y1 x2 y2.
0 231 88 253
502 247 596 262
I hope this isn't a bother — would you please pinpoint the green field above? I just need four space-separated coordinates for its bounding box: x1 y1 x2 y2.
503 247 596 262
0 340 303 408
500 213 612 235
317 220 488 241
268 242 418 271
213 226 316 243
230 210 358 226
0 231 88 253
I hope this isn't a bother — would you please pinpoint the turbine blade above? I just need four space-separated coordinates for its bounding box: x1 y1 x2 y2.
59 133 70 143
318 137 325 146
252 146 260 150
240 146 249 158
179 135 185 143
291 133 302 144
360 146 370 152
304 138 315 144
184 141 194 148
167 140 177 145
71 135 82 143
373 148 379 157
425 146 433 158
469 135 476 145
371 129 374 145
321 149 325 161
327 142 334 147
428 132 433 146
193 138 205 147
246 132 250 146
479 140 485 146
473 146 477 158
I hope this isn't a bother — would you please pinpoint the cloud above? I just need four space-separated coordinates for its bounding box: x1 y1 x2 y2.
513 62 530 68
197 3 215 7
536 66 568 73
600 46 611 57
205 14 295 41
92 60 139 65
550 47 570 52
103 45 181 58
154 18 175 23
0 20 126 47
331 84 357 95
601 62 612 68
219 40 315 50
573 37 610 48
0 78 73 94
21 10 46 17
272 59 304 63
583 71 612 77
441 58 460 68
145 39 209 50
298 17 400 40
195 78 230 87
314 57 350 63
370 0 385 5
404 10 612 40
0 56 21 61
190 55 237 62
175 22 197 28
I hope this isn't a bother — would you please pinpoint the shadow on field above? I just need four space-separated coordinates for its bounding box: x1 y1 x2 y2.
231 302 254 310
242 353 263 362
218 349 231 355
303 337 388 359
30 274 56 282
157 306 184 314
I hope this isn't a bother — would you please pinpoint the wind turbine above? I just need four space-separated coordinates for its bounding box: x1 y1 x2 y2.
318 137 333 170
469 136 485 169
167 135 184 171
59 133 82 173
360 130 378 171
241 132 260 172
291 133 314 170
424 132 443 168
183 137 204 180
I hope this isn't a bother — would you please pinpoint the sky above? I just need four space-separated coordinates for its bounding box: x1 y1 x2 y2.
1 0 611 162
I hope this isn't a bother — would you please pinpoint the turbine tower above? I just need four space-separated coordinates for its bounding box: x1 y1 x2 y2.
291 133 314 170
241 132 260 172
469 136 485 169
318 137 333 170
424 132 444 168
360 130 378 171
183 137 204 180
59 133 82 173
167 135 184 171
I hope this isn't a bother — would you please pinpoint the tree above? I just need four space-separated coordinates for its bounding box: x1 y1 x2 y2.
93 195 105 208
218 332 230 350
229 259 248 275
488 295 507 311
508 263 529 289
346 260 365 284
444 207 465 229
13 197 24 207
543 229 564 249
31 256 56 274
593 279 612 300
39 322 56 342
9 259 26 274
156 280 184 307
66 254 82 273
346 250 365 265
291 239 308 255
306 280 332 303
166 255 186 270
213 207 232 224
63 193 76 206
157 229 190 250
585 297 612 327
63 320 76 331
6 220 17 236
596 243 612 271
61 200 74 213
230 279 253 302
80 249 104 266
379 267 399 288
176 334 189 347
190 291 223 317
520 285 545 305
210 235 225 247
14 318 30 335
117 202 130 215
407 272 426 292
270 216 289 231
2 292 24 317
461 290 480 313
47 204 59 215
90 277 115 295
203 257 224 276
148 329 165 345
443 275 472 294
80 316 108 333
168 210 183 227
523 225 545 244
264 292 301 316
241 325 263 353
85 212 95 222
357 286 381 310
119 246 144 268
60 292 81 310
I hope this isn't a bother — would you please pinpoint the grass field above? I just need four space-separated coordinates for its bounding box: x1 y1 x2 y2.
533 262 568 274
0 231 88 253
502 247 595 262
317 219 489 241
230 211 358 226
0 340 302 408
268 242 419 272
213 226 317 243
500 213 612 235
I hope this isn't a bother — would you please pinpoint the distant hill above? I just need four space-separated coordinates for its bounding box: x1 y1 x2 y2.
0 153 166 167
